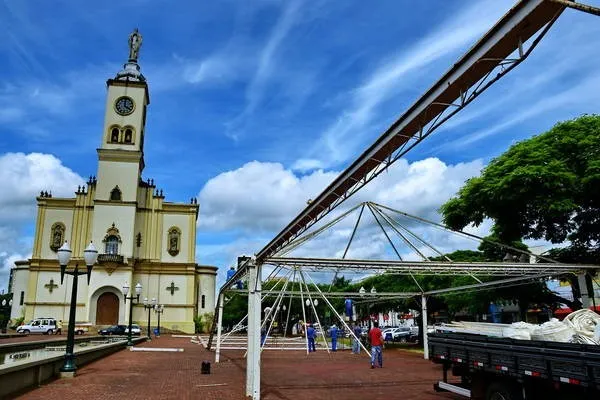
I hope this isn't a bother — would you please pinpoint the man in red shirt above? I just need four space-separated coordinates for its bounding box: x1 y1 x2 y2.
368 321 384 368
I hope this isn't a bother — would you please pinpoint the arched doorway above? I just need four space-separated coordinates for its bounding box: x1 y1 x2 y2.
96 292 119 325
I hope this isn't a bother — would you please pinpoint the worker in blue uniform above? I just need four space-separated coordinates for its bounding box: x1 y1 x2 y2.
329 324 339 351
306 324 316 352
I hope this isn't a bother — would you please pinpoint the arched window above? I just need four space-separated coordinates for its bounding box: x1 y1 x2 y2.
201 295 206 309
167 227 181 256
105 235 119 255
103 223 122 255
49 222 66 252
124 128 133 143
110 186 122 201
110 127 120 143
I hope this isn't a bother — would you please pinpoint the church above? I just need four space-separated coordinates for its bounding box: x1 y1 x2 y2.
8 30 217 334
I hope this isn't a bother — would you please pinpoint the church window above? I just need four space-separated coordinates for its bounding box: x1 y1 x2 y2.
105 236 119 255
102 223 122 255
49 222 66 252
124 128 133 143
201 295 206 309
110 127 120 143
20 291 24 306
167 227 181 256
110 186 122 201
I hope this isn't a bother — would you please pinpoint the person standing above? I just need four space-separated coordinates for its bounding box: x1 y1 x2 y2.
329 324 339 351
352 324 362 354
56 320 63 335
306 323 317 352
369 321 384 368
261 326 267 346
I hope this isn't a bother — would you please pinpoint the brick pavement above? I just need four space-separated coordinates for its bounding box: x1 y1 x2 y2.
13 336 459 400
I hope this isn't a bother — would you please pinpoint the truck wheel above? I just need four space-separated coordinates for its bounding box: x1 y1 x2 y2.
22 329 30 334
76 330 83 335
47 329 54 335
399 337 407 343
485 382 522 400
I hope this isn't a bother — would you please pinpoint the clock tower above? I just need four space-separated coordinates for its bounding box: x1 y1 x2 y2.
96 28 148 203
93 29 149 261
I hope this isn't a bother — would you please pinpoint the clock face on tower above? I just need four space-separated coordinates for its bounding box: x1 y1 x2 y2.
114 96 135 115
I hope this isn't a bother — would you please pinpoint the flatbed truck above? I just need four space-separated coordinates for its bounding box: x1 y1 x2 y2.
428 331 600 399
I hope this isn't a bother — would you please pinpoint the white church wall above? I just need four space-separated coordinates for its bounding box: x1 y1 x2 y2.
10 266 29 319
92 204 136 258
197 274 216 314
35 272 66 304
96 161 140 202
39 208 74 260
158 275 188 305
161 213 191 263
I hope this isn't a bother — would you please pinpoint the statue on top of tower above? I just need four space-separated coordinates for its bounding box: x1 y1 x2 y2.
128 28 143 62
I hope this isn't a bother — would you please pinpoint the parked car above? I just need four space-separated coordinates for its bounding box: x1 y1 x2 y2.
124 324 141 336
390 327 417 343
99 325 127 335
74 322 91 335
16 318 56 335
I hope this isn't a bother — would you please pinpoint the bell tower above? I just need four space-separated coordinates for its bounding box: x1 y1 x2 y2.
96 28 150 203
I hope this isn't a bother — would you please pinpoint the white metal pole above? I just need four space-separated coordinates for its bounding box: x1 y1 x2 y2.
298 271 309 355
422 294 429 360
250 263 262 399
215 293 225 363
246 260 260 398
299 271 330 354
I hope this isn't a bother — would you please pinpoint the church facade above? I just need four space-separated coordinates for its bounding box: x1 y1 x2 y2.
9 30 217 334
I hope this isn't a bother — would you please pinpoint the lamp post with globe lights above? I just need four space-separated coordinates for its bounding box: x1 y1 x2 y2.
154 304 164 337
143 297 156 340
123 282 142 346
57 241 99 377
0 297 13 334
305 298 318 324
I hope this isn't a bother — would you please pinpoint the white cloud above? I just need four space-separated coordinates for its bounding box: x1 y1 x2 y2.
0 153 84 221
198 160 338 232
0 152 84 290
197 156 485 272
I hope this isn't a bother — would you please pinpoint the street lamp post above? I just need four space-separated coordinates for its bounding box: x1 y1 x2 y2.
57 241 98 377
154 304 164 337
143 297 156 340
123 282 142 347
1 297 13 333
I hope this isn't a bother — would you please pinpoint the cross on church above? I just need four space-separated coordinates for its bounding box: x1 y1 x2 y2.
45 279 59 293
166 282 179 295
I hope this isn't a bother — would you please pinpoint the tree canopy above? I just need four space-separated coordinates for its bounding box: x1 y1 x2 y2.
440 115 600 247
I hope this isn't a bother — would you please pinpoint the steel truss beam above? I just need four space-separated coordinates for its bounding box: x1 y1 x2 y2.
264 257 598 276
223 289 419 298
255 0 566 263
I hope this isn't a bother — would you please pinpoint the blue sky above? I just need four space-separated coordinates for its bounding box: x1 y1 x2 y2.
1 0 600 290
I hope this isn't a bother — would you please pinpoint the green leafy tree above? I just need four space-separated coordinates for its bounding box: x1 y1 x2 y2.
440 115 600 310
440 115 600 247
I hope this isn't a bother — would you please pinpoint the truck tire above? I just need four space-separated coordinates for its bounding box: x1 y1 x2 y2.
485 381 523 400
21 329 30 334
76 329 84 335
46 329 54 335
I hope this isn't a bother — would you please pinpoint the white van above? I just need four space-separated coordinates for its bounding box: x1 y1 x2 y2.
16 318 57 335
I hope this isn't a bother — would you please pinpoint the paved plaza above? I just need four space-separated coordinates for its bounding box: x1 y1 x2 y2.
11 335 459 400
